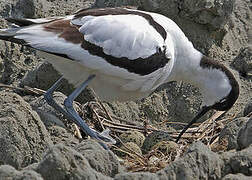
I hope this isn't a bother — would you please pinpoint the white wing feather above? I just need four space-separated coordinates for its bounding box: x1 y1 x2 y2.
72 14 164 59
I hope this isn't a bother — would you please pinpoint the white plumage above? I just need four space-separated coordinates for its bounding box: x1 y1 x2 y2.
77 14 163 59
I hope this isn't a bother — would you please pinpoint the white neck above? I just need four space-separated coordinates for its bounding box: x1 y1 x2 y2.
168 38 232 107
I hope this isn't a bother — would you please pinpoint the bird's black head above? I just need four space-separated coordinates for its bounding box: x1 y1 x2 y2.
200 56 239 111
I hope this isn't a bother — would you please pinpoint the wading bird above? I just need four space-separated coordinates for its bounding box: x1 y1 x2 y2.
0 7 239 149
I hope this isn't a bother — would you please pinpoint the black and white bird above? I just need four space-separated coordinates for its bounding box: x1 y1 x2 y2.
0 7 239 149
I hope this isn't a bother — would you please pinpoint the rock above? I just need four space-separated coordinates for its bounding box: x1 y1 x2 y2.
0 91 52 169
179 0 235 29
103 100 142 125
0 0 49 85
35 110 66 129
0 39 41 85
140 92 171 123
221 145 252 176
243 99 252 117
94 0 140 8
231 46 252 77
139 0 179 17
119 130 145 147
237 118 252 150
142 131 173 153
141 0 235 29
47 126 79 148
0 165 43 180
21 62 61 95
114 172 158 180
222 173 252 180
142 0 235 30
22 162 39 172
28 91 72 128
219 117 249 150
75 140 123 177
0 0 49 18
21 62 96 103
27 92 81 146
35 143 112 180
116 142 252 179
10 0 49 18
156 141 224 179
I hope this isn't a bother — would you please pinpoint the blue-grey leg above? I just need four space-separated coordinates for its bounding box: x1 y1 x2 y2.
44 76 115 150
64 75 114 150
44 76 72 119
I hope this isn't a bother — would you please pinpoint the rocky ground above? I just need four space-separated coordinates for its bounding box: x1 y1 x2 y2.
0 0 251 179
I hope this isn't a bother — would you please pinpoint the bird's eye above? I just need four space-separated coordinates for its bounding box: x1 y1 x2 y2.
157 46 162 53
162 45 166 51
157 45 167 54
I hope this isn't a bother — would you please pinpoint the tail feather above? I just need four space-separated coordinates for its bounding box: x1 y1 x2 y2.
0 28 28 45
5 18 37 27
0 16 64 45
5 17 62 27
0 16 60 45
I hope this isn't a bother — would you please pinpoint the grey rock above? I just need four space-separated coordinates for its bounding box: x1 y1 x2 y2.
21 62 61 95
141 0 234 30
139 0 180 19
0 0 49 18
179 0 235 29
219 117 249 150
10 0 49 18
115 172 158 180
0 165 43 180
243 99 252 117
0 38 41 85
0 91 52 169
0 0 49 85
237 118 252 150
221 145 252 176
35 143 112 180
48 126 79 148
231 46 252 77
75 140 124 177
102 100 142 125
94 0 141 8
35 109 66 128
28 92 80 146
28 91 70 128
155 83 206 126
222 173 252 180
22 162 39 171
156 141 224 180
